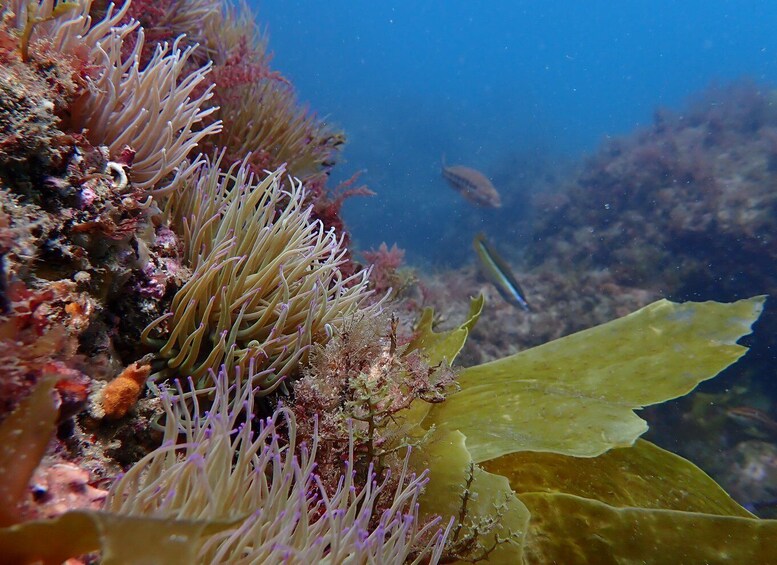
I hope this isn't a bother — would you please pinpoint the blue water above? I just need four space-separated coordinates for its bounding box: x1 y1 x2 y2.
255 1 777 265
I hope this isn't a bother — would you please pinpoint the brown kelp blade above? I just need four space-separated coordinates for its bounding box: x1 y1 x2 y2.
423 295 766 462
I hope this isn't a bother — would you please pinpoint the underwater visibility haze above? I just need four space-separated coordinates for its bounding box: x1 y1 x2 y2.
258 0 777 264
258 5 777 527
3 0 777 563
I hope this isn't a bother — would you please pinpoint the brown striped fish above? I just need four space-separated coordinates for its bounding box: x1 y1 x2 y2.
441 157 502 208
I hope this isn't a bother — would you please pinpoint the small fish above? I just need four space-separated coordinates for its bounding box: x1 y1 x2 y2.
442 157 502 208
473 233 530 311
726 406 777 438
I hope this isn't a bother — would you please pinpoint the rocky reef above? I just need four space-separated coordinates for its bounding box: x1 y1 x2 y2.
2 1 777 563
529 81 777 299
412 79 777 519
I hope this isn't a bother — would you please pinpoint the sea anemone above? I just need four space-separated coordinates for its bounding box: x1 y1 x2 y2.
143 155 378 388
106 363 451 562
69 29 221 195
4 0 221 195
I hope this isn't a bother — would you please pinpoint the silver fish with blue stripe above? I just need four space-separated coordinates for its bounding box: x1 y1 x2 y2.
473 233 530 311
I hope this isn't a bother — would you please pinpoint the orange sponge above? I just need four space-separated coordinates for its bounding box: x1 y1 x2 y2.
101 362 151 419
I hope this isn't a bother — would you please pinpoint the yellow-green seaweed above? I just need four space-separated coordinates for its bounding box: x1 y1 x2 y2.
0 511 228 565
406 292 484 366
481 440 777 562
422 295 767 462
395 293 485 434
409 295 777 563
413 428 530 564
518 493 777 565
483 439 753 517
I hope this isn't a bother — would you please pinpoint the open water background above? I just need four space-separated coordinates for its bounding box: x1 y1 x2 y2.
256 1 777 265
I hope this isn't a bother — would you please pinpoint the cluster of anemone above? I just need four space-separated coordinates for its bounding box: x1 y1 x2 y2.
3 0 377 385
145 153 378 389
0 363 450 561
0 0 411 559
6 0 219 194
107 364 450 562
